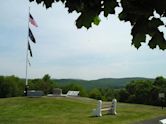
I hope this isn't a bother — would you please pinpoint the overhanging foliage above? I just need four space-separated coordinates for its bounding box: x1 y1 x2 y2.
29 0 166 50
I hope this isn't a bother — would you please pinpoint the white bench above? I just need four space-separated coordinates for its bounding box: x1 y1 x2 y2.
159 119 166 124
66 91 79 96
92 99 117 117
101 107 111 112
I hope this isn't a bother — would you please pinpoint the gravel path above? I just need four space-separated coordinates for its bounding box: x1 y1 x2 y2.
135 116 166 124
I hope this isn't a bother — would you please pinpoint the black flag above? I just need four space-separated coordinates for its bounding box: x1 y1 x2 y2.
28 41 33 57
29 28 36 43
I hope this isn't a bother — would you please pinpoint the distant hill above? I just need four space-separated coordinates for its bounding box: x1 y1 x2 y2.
53 77 154 89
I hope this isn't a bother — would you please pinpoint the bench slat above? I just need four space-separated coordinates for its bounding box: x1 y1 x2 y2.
101 108 110 111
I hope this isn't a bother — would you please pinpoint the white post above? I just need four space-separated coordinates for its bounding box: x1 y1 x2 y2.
110 99 117 115
96 100 102 117
92 100 102 117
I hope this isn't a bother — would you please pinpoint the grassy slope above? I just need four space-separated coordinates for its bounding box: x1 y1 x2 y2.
0 97 165 124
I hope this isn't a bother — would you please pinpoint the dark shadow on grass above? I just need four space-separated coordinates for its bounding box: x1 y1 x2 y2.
89 113 115 118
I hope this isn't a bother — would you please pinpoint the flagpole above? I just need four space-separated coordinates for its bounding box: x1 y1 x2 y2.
25 6 30 96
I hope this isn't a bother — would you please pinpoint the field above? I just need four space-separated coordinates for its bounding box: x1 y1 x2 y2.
0 97 165 124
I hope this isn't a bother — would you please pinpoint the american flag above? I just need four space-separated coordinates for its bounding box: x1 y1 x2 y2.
29 13 38 27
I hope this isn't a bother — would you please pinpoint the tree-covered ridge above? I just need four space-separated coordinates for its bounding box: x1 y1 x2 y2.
54 77 154 89
29 0 166 50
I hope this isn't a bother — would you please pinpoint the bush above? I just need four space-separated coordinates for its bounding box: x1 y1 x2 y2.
89 88 102 100
0 76 24 98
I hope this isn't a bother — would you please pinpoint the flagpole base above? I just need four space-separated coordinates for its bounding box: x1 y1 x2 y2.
24 85 29 96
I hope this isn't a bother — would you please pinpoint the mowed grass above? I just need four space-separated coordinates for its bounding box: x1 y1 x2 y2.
0 97 165 124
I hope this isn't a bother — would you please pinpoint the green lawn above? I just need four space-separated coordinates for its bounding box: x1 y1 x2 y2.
0 97 165 124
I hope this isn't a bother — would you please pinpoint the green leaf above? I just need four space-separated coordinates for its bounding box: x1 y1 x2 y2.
155 0 166 16
118 11 127 21
104 0 118 17
148 30 166 50
148 36 157 49
148 18 164 29
76 13 101 29
30 0 55 8
65 0 83 13
118 9 140 25
93 16 100 25
132 33 146 49
45 0 55 8
76 12 94 29
36 0 43 3
131 18 148 48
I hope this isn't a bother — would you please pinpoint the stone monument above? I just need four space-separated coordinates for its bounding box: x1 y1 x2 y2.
53 88 62 96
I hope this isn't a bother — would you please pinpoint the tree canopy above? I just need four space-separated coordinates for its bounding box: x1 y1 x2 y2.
29 0 166 50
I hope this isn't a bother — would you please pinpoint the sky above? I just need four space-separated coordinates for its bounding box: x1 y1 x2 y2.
0 0 166 80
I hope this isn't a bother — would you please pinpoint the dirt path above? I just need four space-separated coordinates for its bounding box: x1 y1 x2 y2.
134 116 166 124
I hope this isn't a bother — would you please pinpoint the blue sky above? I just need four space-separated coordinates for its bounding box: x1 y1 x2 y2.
0 0 166 79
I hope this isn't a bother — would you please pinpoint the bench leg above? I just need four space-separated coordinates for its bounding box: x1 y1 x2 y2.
92 100 102 117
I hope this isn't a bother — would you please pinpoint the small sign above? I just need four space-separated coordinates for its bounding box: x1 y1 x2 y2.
159 93 165 98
